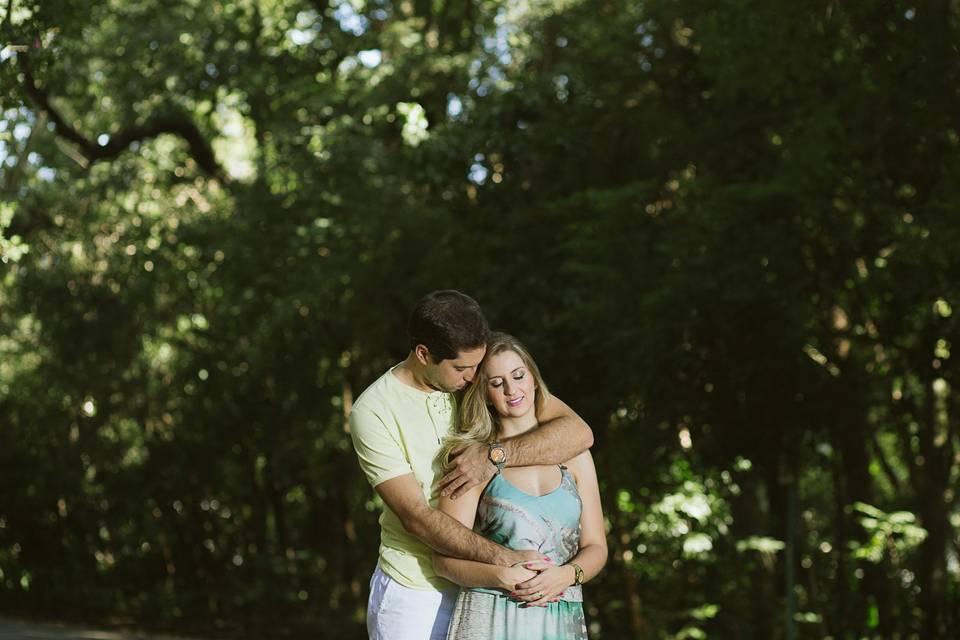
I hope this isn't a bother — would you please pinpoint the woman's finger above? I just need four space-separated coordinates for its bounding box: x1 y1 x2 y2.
514 575 543 592
511 581 545 599
523 591 556 608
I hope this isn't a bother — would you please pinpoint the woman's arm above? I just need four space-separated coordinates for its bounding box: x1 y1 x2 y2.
432 483 539 590
512 450 608 605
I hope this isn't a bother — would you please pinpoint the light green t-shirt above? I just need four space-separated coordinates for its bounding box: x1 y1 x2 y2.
348 365 457 591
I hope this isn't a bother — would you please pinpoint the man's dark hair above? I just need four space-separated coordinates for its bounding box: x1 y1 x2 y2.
408 290 490 362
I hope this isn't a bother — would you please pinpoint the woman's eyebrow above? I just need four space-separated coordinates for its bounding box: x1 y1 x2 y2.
488 367 524 380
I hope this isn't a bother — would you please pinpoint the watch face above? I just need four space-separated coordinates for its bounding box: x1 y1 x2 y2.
490 447 506 464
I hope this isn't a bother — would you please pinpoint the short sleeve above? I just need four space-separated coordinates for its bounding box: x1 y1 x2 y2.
349 405 412 488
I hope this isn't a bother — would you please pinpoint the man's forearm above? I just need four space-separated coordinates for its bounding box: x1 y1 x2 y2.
407 507 513 565
504 414 592 467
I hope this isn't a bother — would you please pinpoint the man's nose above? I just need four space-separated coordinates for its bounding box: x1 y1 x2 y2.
463 368 475 382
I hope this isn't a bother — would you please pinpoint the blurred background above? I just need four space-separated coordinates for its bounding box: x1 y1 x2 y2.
1 0 958 638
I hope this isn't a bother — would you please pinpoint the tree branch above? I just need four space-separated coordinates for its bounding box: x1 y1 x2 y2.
18 54 227 181
1 0 14 36
868 428 902 496
892 403 922 497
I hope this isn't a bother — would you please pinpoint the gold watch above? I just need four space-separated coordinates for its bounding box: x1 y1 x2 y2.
570 562 584 585
488 442 506 474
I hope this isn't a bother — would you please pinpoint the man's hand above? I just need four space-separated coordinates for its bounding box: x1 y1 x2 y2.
438 442 496 499
501 549 545 567
496 564 538 591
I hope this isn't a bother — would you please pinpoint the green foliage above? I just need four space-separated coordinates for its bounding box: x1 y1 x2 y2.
2 0 960 638
852 502 928 564
0 202 29 263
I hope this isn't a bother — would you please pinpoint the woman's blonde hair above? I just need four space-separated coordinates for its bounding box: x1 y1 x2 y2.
441 332 550 469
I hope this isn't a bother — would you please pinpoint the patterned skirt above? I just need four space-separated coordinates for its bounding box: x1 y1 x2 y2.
447 590 587 640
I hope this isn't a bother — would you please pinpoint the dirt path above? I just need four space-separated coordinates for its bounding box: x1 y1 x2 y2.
0 617 202 640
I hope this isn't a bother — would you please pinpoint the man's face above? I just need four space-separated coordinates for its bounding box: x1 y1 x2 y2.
424 346 487 392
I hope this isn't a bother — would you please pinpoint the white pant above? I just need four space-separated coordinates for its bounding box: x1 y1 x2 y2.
367 565 458 640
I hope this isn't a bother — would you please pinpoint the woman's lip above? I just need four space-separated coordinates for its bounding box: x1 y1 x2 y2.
506 395 525 407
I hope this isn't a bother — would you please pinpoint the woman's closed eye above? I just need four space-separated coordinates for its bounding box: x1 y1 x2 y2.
489 372 526 388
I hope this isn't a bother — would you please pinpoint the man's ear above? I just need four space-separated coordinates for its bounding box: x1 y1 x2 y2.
414 344 431 365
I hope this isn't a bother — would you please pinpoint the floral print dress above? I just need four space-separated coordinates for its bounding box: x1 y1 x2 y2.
446 466 587 640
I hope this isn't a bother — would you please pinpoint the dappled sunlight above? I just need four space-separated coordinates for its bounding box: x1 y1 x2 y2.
1 0 959 638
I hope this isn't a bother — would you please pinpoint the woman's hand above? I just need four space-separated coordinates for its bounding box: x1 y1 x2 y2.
510 560 575 607
497 564 538 591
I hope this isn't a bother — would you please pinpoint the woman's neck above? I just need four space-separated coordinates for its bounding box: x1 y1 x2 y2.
497 413 539 439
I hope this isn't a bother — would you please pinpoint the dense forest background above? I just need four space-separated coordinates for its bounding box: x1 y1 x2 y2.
2 0 959 638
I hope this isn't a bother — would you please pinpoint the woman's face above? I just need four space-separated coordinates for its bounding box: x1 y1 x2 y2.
483 349 536 420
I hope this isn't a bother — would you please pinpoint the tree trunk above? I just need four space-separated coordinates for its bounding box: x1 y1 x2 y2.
914 379 952 639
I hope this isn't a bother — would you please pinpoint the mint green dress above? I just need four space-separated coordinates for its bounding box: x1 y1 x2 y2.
446 466 588 640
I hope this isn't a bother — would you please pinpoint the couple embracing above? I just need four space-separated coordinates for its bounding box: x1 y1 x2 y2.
349 291 607 640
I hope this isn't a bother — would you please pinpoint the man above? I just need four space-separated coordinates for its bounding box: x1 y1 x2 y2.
349 290 593 639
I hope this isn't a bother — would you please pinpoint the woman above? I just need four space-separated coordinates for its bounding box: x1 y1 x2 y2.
433 333 607 640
